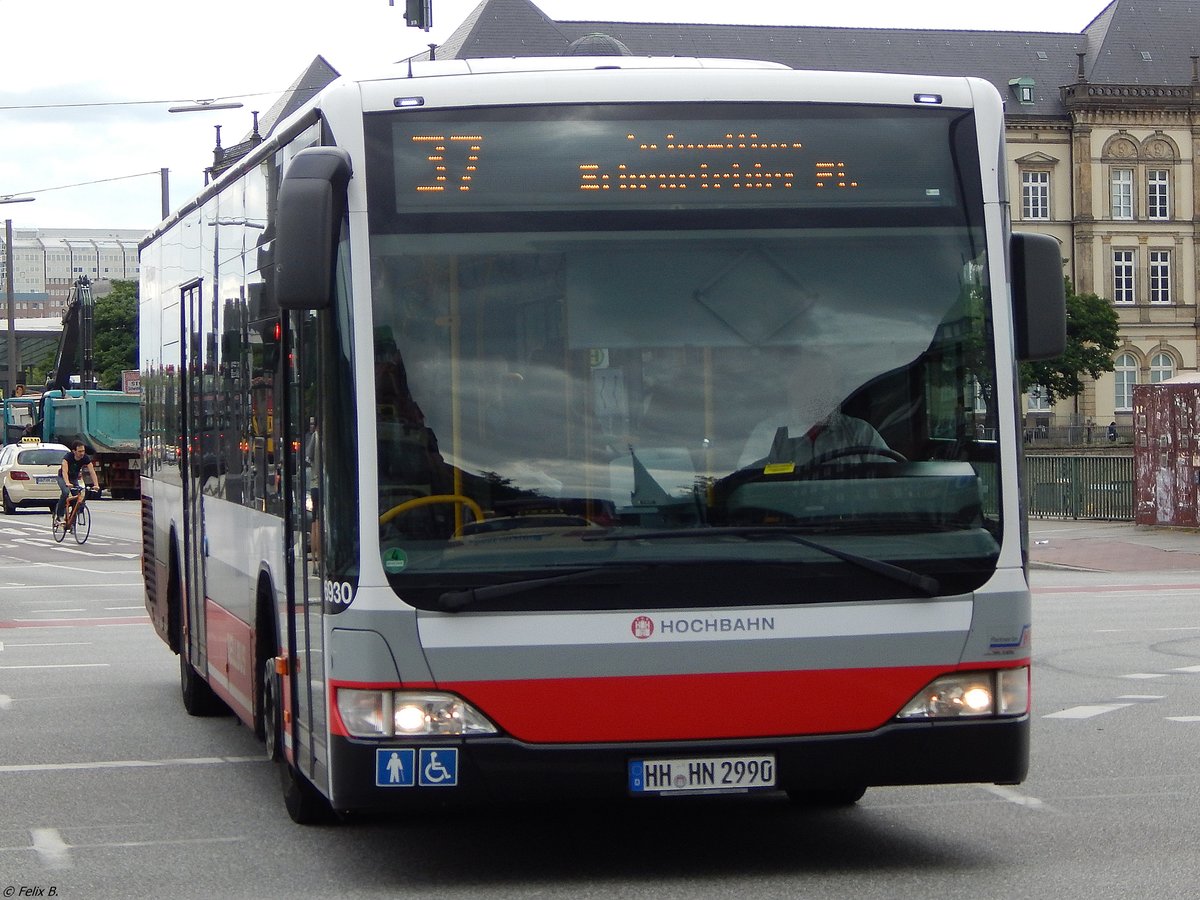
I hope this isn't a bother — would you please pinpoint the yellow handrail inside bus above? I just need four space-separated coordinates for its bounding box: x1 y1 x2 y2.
379 493 484 536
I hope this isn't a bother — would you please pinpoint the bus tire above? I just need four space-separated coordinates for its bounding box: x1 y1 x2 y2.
279 756 336 825
786 785 867 807
261 636 335 824
261 657 282 761
179 652 229 717
254 584 278 744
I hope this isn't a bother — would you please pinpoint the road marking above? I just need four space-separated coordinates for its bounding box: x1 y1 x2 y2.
0 755 267 774
1172 665 1200 674
1044 703 1133 719
1118 695 1165 701
79 835 243 851
9 556 138 570
0 641 92 649
31 827 72 870
980 784 1047 810
104 606 145 611
1121 673 1167 680
0 582 142 590
1166 716 1200 723
0 695 12 709
0 664 110 670
1 616 149 629
1097 626 1200 633
33 608 87 613
27 549 140 562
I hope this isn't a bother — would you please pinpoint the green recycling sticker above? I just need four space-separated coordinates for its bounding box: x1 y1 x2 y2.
383 547 408 573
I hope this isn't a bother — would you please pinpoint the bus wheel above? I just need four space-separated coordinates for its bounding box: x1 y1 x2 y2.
280 757 335 825
278 747 336 825
786 786 867 807
179 652 229 717
264 659 335 825
261 658 282 762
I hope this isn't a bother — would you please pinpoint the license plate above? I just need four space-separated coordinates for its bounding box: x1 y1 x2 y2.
36 476 56 484
629 755 776 794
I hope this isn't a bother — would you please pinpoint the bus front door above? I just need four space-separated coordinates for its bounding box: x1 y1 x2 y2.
181 280 209 680
282 307 327 788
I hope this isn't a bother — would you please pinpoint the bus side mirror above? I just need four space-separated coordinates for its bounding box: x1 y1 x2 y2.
1010 231 1066 362
275 147 353 311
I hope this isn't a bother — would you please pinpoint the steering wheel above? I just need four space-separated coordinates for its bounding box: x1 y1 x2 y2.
801 445 907 468
379 493 484 536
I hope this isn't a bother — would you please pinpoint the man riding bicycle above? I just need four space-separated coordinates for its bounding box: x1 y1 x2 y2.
57 440 101 526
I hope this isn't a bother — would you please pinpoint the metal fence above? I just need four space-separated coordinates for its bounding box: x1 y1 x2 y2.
1024 455 1133 520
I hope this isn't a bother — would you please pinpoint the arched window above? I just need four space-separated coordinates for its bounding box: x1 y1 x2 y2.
1114 352 1138 411
1150 352 1175 383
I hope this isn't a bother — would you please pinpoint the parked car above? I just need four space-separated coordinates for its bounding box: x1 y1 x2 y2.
0 439 71 514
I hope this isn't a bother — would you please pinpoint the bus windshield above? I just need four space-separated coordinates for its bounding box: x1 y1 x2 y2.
365 102 1000 611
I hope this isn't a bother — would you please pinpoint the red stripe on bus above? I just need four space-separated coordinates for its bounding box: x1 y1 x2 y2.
330 662 1026 743
203 600 255 722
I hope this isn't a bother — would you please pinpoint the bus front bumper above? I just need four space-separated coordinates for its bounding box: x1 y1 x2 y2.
326 715 1028 813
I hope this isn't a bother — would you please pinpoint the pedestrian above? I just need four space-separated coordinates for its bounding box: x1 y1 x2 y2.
1107 421 1118 442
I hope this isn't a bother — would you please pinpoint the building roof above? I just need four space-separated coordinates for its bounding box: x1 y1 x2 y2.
256 55 342 139
1083 0 1200 84
433 0 1200 118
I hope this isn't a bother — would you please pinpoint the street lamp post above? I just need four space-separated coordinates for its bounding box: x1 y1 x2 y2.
2 197 34 398
5 218 16 397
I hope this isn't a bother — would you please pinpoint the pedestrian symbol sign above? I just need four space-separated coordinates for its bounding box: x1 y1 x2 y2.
376 748 415 787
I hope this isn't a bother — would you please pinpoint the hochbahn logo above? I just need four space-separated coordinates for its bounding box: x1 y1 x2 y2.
630 614 777 640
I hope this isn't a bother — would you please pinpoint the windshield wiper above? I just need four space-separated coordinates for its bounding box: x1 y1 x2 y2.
437 566 645 613
582 526 940 597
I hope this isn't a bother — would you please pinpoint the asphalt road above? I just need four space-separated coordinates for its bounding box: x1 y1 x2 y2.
2 505 1199 899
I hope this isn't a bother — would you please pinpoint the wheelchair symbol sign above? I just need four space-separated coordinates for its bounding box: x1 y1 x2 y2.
418 748 458 787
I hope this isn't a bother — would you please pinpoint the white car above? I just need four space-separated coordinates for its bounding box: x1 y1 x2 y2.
0 440 71 514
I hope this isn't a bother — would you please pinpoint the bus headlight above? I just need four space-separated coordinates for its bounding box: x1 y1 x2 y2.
896 668 1029 719
336 688 498 737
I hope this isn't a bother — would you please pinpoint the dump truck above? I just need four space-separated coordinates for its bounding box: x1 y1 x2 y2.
38 388 141 498
29 276 142 498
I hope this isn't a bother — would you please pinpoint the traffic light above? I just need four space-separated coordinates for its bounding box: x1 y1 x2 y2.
405 0 432 30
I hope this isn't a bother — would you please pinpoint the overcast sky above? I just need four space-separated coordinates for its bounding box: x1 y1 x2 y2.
0 0 1109 233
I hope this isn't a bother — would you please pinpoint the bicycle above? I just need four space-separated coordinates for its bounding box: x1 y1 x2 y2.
53 486 99 545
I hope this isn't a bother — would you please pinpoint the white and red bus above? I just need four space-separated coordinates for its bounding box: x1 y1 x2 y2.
139 56 1064 823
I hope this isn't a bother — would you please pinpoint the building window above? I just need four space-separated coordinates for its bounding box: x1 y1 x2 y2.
1149 250 1171 304
1115 353 1138 411
1026 385 1052 411
1147 169 1170 220
1150 352 1175 383
1113 250 1136 304
969 377 988 414
1021 170 1050 220
1009 76 1036 105
1111 168 1134 220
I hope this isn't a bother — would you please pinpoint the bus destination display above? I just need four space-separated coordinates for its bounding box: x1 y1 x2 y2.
385 108 962 214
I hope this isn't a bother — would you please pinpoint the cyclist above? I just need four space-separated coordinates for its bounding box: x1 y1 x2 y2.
56 440 100 526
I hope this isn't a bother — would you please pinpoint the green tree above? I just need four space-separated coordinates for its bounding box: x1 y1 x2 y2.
1019 278 1119 404
94 279 138 390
